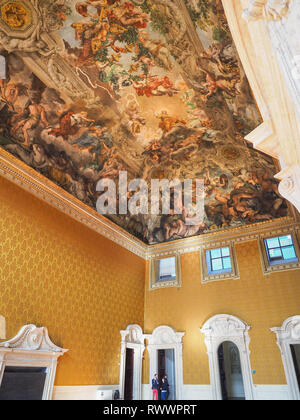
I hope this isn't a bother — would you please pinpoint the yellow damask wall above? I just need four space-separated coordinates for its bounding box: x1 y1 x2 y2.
144 241 300 385
0 176 145 385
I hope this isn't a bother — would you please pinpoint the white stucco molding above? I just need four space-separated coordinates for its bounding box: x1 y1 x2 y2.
277 165 300 214
0 325 68 400
271 316 300 400
119 325 145 400
201 314 254 400
145 326 185 400
222 0 300 214
244 121 279 159
242 0 290 21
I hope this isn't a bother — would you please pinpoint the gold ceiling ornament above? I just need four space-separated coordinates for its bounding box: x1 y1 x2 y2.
1 1 31 30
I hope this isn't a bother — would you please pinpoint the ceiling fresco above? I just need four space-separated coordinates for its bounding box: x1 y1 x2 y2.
0 0 288 244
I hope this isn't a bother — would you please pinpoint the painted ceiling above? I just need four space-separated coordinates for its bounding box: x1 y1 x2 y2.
0 0 288 244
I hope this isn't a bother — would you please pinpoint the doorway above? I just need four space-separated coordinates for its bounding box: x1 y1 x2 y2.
124 348 134 400
290 344 300 393
157 349 176 400
218 341 246 400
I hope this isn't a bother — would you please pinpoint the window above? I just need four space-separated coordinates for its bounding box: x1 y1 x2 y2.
149 255 181 290
201 243 239 283
264 235 298 266
206 247 232 275
158 257 176 282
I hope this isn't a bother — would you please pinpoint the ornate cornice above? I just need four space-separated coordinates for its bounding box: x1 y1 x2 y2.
242 0 290 22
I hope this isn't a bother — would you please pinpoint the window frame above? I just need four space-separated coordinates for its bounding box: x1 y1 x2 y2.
149 254 181 290
206 246 233 275
201 242 239 284
259 231 300 274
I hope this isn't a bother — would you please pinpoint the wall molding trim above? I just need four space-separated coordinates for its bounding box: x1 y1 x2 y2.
53 385 119 400
53 383 290 400
146 217 299 259
0 324 68 400
271 316 300 400
119 325 145 401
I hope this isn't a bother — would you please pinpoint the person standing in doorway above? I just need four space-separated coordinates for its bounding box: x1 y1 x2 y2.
152 374 159 400
164 375 170 400
160 377 168 401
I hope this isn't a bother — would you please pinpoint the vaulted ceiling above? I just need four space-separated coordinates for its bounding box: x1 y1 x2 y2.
0 0 288 244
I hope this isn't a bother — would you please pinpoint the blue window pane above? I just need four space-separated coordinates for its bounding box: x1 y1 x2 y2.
266 237 280 249
279 235 293 247
211 248 221 259
159 257 176 280
282 246 297 260
223 257 232 270
212 258 223 271
221 247 230 257
269 248 282 259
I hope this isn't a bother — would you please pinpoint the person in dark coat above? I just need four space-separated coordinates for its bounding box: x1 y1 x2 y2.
164 375 170 400
160 377 168 401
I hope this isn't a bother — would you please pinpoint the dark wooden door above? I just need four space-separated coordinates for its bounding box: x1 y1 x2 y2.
218 344 228 400
124 348 134 400
291 344 300 392
158 350 166 400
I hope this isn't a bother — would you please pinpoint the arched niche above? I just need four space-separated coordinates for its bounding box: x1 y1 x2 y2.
271 316 300 400
201 314 254 400
0 324 68 400
119 324 145 400
145 326 185 400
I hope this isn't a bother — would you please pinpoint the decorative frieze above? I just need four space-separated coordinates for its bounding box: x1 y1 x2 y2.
0 316 5 340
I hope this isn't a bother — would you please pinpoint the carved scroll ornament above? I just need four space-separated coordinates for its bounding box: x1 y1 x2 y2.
243 0 290 22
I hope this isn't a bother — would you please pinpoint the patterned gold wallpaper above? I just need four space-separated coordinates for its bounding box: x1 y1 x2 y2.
144 242 300 385
0 176 145 386
1 171 300 387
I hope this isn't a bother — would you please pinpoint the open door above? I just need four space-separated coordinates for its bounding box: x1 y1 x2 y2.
124 348 134 400
157 349 176 400
290 345 300 393
165 349 176 400
218 342 246 400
